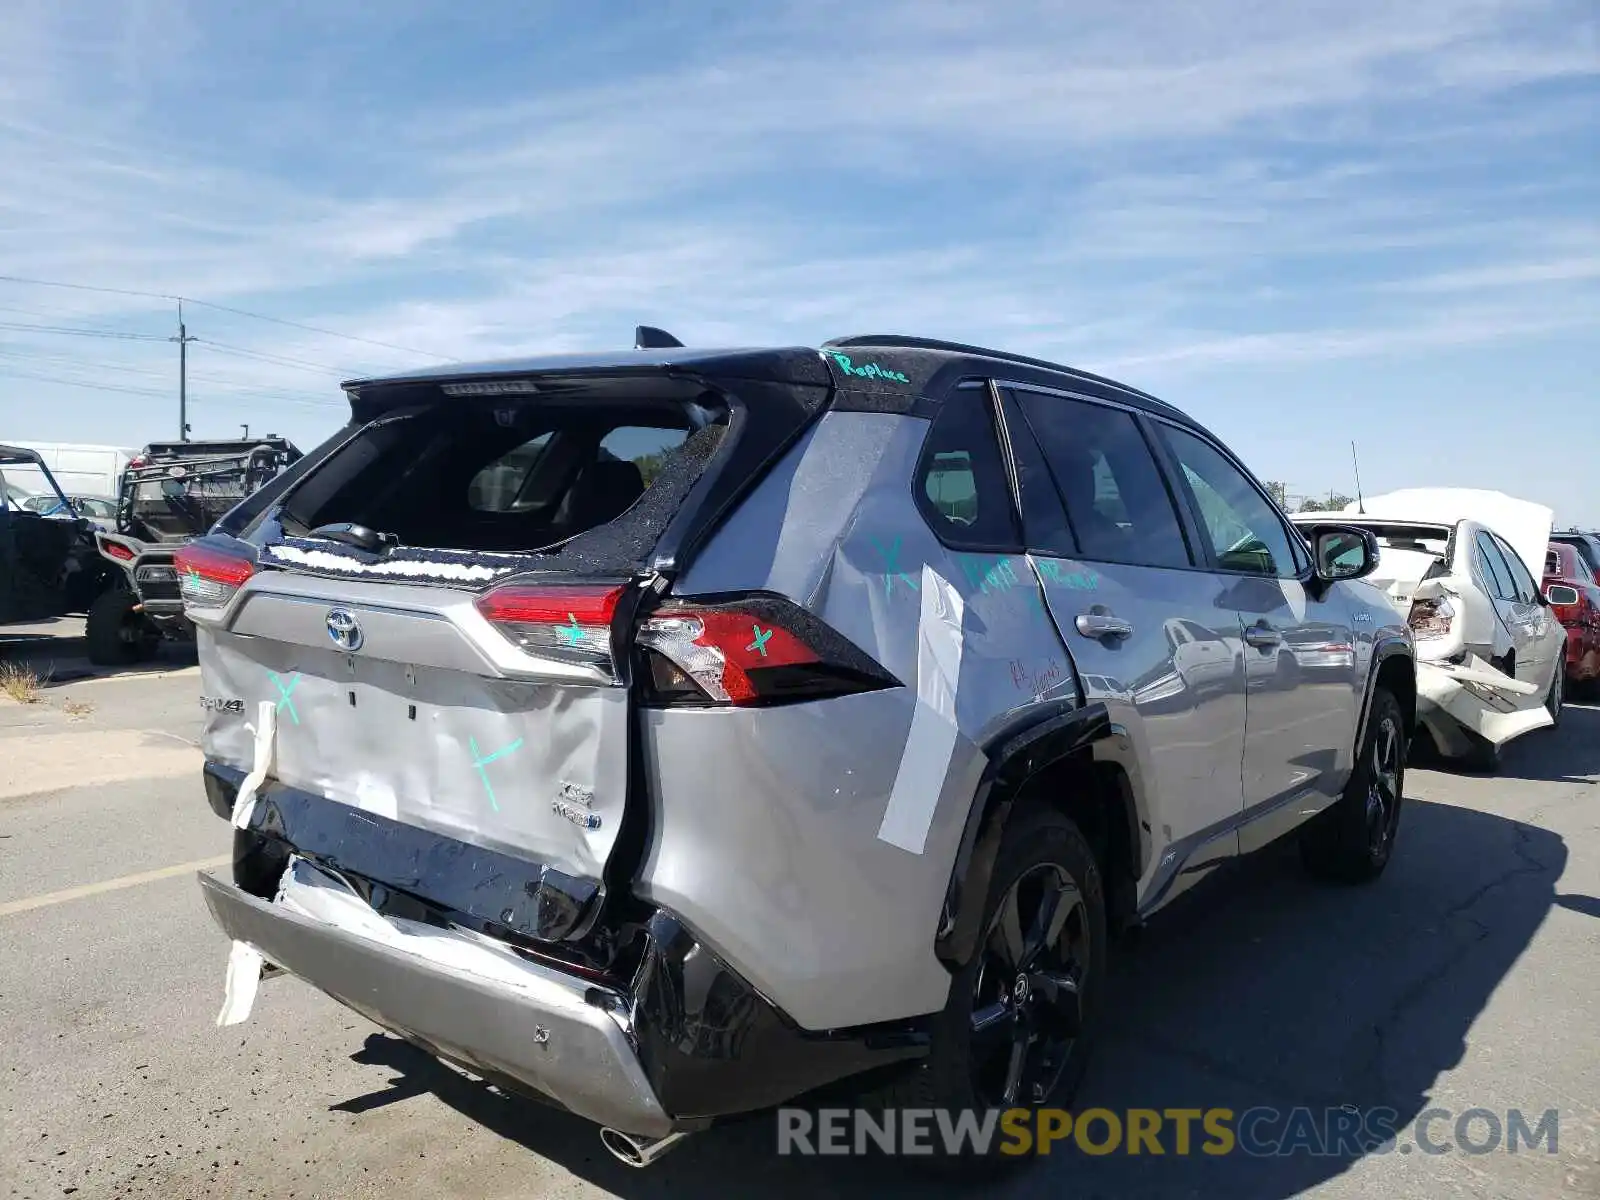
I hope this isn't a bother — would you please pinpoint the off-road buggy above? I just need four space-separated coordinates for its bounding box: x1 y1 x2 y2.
89 436 301 664
0 444 113 625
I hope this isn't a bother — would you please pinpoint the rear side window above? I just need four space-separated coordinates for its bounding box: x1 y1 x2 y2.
913 392 1019 550
1495 535 1539 604
1475 532 1517 601
1011 389 1192 569
469 433 553 511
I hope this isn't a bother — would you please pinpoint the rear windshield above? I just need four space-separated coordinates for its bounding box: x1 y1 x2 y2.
272 396 723 557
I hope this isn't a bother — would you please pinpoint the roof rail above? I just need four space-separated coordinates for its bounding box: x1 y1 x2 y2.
821 333 1163 404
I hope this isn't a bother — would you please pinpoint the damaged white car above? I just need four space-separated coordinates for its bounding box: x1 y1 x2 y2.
1293 488 1565 771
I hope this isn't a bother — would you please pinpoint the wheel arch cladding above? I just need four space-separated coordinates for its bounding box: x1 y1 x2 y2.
1361 640 1417 747
935 702 1126 968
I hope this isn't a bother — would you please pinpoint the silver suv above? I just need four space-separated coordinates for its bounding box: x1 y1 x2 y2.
186 331 1415 1166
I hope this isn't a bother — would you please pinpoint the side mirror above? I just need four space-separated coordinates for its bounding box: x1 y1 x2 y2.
1311 525 1377 584
1546 584 1580 608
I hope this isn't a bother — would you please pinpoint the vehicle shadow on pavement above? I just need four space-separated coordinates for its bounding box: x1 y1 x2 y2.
1489 702 1600 784
346 797 1565 1199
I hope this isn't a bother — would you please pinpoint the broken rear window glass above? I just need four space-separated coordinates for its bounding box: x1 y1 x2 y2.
275 398 708 556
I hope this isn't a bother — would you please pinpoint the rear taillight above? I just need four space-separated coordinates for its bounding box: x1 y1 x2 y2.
175 543 256 608
100 538 135 563
1408 595 1456 640
475 583 625 677
636 594 899 707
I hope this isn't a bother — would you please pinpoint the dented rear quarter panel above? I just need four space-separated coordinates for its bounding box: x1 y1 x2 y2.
652 410 1076 1030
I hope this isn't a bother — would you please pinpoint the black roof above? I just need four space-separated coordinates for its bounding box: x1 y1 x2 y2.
138 436 299 458
343 332 1191 425
0 444 47 467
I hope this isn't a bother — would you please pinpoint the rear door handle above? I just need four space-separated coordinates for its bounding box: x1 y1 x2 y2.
1244 623 1281 648
1075 612 1134 640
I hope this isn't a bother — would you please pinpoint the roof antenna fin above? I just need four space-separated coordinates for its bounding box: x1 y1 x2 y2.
1351 440 1365 514
635 325 683 349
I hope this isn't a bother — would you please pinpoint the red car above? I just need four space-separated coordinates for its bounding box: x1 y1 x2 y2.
1544 541 1600 699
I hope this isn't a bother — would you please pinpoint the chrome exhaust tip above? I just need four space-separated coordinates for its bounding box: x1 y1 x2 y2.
599 1127 691 1168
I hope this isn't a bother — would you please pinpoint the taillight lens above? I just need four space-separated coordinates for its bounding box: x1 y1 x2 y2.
100 538 135 563
1408 595 1456 640
475 583 626 677
175 543 256 608
636 594 899 707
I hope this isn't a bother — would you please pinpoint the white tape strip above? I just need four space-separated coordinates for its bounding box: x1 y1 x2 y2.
230 699 277 831
215 940 265 1027
878 564 965 855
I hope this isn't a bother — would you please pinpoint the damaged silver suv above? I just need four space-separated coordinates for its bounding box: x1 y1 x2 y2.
187 330 1416 1167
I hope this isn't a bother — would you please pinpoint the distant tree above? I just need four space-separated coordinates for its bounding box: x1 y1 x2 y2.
1298 492 1354 513
1263 480 1288 508
633 451 668 488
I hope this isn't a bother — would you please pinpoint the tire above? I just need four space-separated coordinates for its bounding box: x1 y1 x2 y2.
1301 688 1407 883
1544 667 1563 727
873 808 1107 1162
1462 732 1503 774
85 588 156 665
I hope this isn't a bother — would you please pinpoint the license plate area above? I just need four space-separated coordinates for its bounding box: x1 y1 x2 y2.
198 632 631 881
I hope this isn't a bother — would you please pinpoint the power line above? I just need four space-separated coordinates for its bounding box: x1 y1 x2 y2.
0 363 344 414
0 301 161 326
180 296 453 362
0 365 173 400
0 347 172 379
0 275 163 302
0 319 168 341
0 346 346 411
0 272 451 361
194 338 363 377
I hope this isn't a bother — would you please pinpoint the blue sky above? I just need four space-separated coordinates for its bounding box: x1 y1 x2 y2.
0 1 1596 522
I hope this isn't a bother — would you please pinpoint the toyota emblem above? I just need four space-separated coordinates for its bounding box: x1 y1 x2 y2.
325 608 363 651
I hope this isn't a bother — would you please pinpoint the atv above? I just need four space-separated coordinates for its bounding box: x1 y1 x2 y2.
89 437 302 664
0 444 115 625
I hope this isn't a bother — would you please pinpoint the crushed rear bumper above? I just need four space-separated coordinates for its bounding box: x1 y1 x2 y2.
199 765 928 1133
198 869 676 1135
1415 655 1551 757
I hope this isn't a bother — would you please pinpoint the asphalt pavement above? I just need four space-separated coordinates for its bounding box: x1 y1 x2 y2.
1 657 1595 1199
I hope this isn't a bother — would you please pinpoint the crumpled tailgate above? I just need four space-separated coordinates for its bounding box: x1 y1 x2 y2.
196 573 630 883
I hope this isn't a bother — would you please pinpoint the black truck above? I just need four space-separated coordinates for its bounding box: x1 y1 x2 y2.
89 436 301 663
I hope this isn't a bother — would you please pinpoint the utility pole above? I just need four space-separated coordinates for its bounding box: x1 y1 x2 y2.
171 301 195 441
1351 441 1366 513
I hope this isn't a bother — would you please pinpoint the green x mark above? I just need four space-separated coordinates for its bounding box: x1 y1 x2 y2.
872 535 920 598
746 624 773 657
469 735 524 813
268 671 301 725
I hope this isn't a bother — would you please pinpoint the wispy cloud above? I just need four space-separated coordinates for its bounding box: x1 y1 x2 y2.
0 0 1596 514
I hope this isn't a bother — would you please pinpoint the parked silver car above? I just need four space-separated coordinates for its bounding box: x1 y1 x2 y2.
184 331 1415 1167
